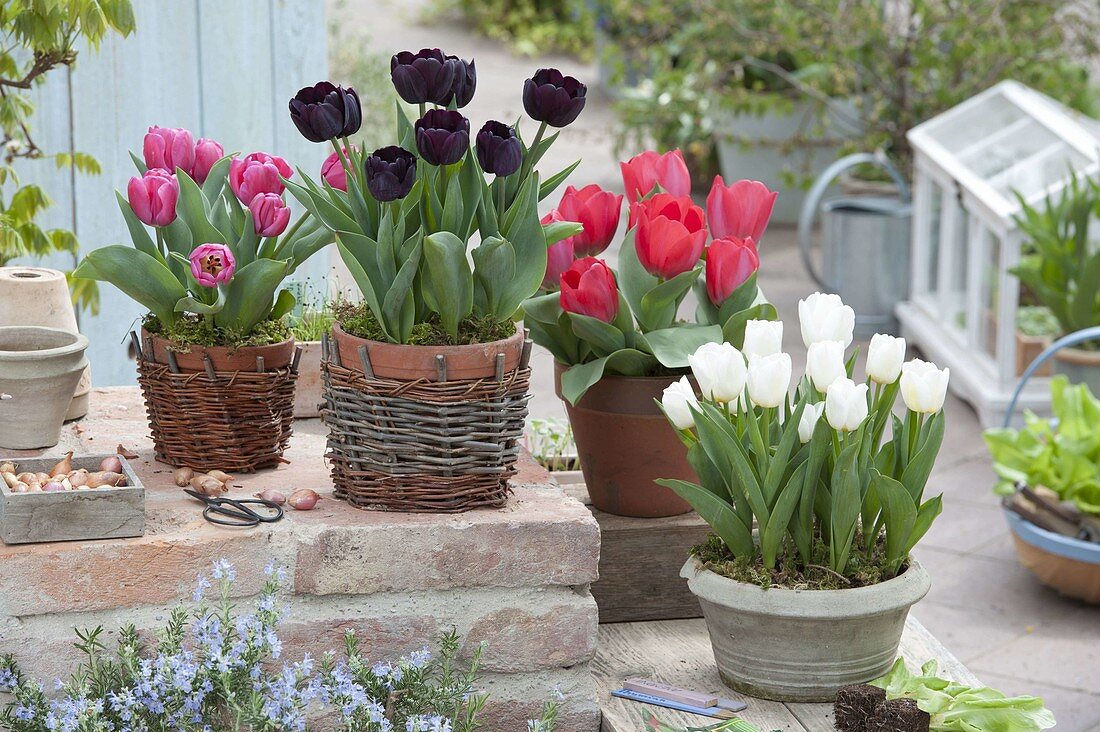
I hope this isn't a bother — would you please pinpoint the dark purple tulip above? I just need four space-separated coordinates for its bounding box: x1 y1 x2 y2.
448 56 476 108
289 81 362 143
476 121 521 177
390 48 460 106
522 68 587 128
365 146 417 202
415 109 470 167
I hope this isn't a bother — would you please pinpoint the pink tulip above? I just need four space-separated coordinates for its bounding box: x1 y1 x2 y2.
189 243 236 288
556 184 623 257
192 138 225 184
144 126 196 178
249 193 291 237
541 210 575 290
706 176 777 243
560 257 619 323
631 193 707 280
321 146 357 191
127 168 179 227
706 236 760 306
620 149 691 203
229 152 293 203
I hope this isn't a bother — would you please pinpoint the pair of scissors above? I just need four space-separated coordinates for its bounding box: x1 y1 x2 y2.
184 489 285 527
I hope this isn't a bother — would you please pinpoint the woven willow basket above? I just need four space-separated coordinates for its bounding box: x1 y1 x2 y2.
320 332 532 512
133 332 301 472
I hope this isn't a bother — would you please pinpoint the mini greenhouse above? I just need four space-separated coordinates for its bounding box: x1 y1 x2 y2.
897 80 1100 426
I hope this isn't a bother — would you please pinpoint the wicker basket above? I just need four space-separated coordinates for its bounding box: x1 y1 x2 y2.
321 332 532 512
133 332 301 472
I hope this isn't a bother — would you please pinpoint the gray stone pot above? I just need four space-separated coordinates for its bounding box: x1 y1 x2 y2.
0 326 89 449
681 554 930 702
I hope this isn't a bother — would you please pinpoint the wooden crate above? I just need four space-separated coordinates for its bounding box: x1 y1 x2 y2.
0 455 145 544
558 474 709 624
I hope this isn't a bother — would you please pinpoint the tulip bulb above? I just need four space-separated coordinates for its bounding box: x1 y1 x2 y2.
1 471 17 488
10 481 28 494
68 469 89 488
100 456 123 473
43 481 65 492
254 489 286 505
190 475 227 496
49 451 73 478
86 471 127 488
16 472 36 485
287 489 321 511
206 470 233 484
0 462 14 474
174 467 195 487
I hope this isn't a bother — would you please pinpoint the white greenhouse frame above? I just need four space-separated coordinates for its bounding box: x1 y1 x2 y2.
896 81 1100 426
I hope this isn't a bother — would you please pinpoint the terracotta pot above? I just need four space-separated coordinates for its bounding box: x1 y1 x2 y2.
1006 510 1100 604
554 362 693 518
142 329 295 371
331 322 525 380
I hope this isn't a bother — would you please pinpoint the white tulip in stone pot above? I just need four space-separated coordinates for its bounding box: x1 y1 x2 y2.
0 326 90 449
680 555 930 702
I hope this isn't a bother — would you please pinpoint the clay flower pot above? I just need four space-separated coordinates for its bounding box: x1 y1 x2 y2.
0 326 89 449
142 329 296 371
554 362 693 518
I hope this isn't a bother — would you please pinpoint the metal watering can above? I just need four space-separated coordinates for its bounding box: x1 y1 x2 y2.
797 153 912 337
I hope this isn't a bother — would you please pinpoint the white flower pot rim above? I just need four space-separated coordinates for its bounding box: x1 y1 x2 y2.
0 326 89 361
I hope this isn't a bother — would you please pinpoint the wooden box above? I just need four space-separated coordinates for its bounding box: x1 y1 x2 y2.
559 474 708 623
0 454 145 544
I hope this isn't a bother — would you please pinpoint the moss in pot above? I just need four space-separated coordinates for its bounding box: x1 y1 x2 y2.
656 292 951 701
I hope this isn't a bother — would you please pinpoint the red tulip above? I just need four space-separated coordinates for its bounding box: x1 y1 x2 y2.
705 236 760 306
542 210 575 290
192 138 224 184
631 193 707 280
556 184 623 257
127 168 179 227
560 257 618 323
249 193 291 237
229 152 293 203
620 149 691 203
706 176 777 242
143 126 195 178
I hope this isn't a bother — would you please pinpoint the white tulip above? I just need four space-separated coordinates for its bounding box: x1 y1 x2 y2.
805 339 847 392
746 352 792 409
662 376 700 430
688 342 747 404
798 292 855 347
742 319 784 359
900 359 950 413
825 378 869 432
798 401 825 443
866 334 906 384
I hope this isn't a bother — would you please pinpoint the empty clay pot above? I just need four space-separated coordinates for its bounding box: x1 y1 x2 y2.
0 326 89 449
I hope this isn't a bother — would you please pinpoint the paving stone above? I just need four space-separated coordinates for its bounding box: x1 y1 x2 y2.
911 601 1023 665
919 497 1010 554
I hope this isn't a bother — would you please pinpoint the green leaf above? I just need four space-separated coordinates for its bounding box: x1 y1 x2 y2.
200 156 232 202
174 287 226 315
440 168 465 234
73 245 186 324
422 231 473 339
285 178 359 233
638 267 702 331
639 325 723 368
829 438 863 574
559 349 656 404
873 473 917 567
214 259 291 334
114 190 160 262
337 239 390 341
522 291 563 325
568 312 627 356
762 462 809 568
174 171 225 246
656 479 755 557
382 238 423 343
900 411 945 502
539 159 581 201
721 302 777 346
543 219 584 247
905 494 943 554
270 288 297 321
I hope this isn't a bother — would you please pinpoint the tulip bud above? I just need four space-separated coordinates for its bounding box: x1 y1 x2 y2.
620 149 692 202
415 109 470 167
321 146 356 192
825 378 869 432
867 334 906 384
476 121 522 177
806 340 847 392
688 342 747 404
556 184 623 257
542 210 574 290
747 352 791 409
143 126 196 179
522 68 587 128
705 236 759 306
249 193 291 237
192 138 224 185
288 81 362 143
189 243 236 288
631 193 707 280
900 360 950 414
743 319 783 359
448 55 477 108
365 146 417 202
391 48 461 106
798 292 855 348
127 168 179 227
230 152 293 203
560 257 618 323
706 176 778 242
662 376 699 430
798 401 825 443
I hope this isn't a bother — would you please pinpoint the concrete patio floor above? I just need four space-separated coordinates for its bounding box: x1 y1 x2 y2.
334 0 1100 726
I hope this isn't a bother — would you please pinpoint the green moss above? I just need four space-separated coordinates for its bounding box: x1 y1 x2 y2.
691 533 901 591
335 302 516 346
144 315 291 351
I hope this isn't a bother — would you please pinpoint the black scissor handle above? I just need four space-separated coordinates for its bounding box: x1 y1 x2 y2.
185 489 285 527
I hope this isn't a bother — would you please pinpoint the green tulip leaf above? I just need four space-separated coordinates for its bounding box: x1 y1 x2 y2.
567 312 627 356
114 191 160 262
422 231 473 339
872 472 917 567
472 236 517 320
559 348 656 405
539 159 581 202
638 324 723 368
657 479 755 557
270 288 297 321
175 171 226 247
73 245 187 325
381 237 423 343
214 258 291 335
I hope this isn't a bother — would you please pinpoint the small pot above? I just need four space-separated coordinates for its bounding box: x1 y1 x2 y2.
1015 332 1052 378
681 555 930 701
331 322 525 381
0 326 89 449
1052 346 1100 395
143 329 295 371
293 340 323 418
554 362 693 518
1005 510 1100 604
